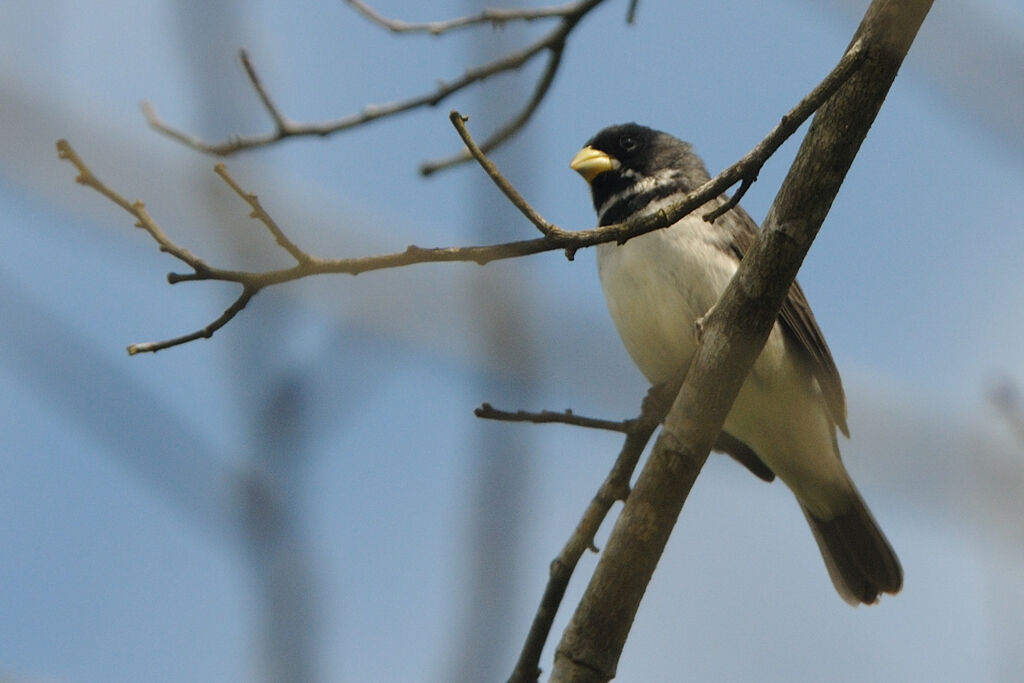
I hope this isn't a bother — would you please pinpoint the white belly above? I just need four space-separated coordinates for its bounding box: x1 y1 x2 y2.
596 219 851 517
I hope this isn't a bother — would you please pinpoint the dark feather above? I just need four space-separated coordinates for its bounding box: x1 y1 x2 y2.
715 200 849 437
714 431 775 482
801 492 903 605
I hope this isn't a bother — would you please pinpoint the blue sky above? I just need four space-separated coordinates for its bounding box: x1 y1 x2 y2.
2 1 1024 681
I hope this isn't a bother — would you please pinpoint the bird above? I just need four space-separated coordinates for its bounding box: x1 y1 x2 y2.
570 122 902 605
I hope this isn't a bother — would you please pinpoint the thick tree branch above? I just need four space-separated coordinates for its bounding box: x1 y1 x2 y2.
549 2 933 681
142 0 606 166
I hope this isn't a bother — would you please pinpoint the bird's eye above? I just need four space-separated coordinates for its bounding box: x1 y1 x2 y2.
619 135 638 152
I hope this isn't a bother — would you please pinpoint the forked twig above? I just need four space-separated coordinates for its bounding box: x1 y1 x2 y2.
143 0 606 169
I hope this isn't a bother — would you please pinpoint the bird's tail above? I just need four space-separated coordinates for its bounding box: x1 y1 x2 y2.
801 488 903 605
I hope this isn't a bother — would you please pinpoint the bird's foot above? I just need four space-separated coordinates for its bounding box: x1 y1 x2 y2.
694 305 716 344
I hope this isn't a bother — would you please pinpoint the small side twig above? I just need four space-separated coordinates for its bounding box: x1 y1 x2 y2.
703 175 755 222
127 288 257 355
213 163 312 264
55 140 209 272
448 111 567 239
56 139 310 354
475 403 632 433
419 30 567 176
625 0 640 24
239 48 288 131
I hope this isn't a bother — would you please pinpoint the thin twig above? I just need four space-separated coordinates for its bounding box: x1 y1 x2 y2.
704 175 754 222
213 163 312 264
239 49 288 131
345 0 580 35
143 0 605 160
475 403 631 433
55 140 209 272
58 139 270 353
420 29 567 176
127 287 257 355
448 111 565 237
625 0 640 24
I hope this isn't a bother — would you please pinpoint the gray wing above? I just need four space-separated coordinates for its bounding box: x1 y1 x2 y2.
716 200 849 437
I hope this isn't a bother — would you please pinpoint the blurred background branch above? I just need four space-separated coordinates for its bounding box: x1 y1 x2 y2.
143 0 607 171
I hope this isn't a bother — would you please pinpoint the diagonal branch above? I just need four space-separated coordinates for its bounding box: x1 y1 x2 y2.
127 287 257 355
419 32 567 176
59 35 869 355
448 111 565 238
57 139 306 354
142 0 606 162
238 48 288 131
625 0 640 24
213 162 312 264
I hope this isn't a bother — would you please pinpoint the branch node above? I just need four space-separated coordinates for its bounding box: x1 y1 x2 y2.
449 111 562 238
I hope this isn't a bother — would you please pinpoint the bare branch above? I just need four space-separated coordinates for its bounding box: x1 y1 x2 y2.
213 163 312 264
448 111 565 238
56 139 210 273
701 34 868 223
420 44 565 176
60 36 870 354
345 0 582 35
143 0 605 161
475 402 632 433
127 287 257 355
239 48 288 131
703 175 754 222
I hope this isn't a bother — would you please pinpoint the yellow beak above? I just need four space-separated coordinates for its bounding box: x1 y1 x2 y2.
570 146 616 182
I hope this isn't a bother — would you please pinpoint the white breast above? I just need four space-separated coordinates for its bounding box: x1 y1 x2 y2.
596 215 738 385
596 214 851 517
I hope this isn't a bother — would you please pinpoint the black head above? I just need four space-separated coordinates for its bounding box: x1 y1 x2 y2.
570 123 710 225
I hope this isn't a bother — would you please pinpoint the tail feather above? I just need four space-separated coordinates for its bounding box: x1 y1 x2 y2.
801 490 903 605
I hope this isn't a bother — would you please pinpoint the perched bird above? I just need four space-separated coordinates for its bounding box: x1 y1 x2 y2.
570 123 902 605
